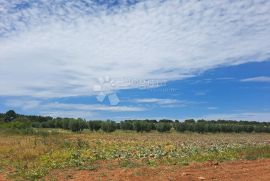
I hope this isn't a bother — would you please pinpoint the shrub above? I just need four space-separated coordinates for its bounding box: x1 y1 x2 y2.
55 119 63 128
120 120 134 130
175 123 186 132
41 121 50 128
133 121 144 132
156 122 172 132
69 119 86 132
133 121 153 132
5 110 17 121
62 119 70 130
101 120 117 132
8 121 32 129
88 121 102 131
32 122 41 128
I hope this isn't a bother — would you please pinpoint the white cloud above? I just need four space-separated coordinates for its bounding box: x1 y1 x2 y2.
4 99 145 116
42 102 145 112
134 98 180 104
39 110 94 119
133 98 203 108
0 0 270 97
133 98 185 107
199 112 270 122
241 76 270 82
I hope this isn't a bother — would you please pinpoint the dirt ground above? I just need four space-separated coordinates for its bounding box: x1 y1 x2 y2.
47 159 270 181
0 174 8 181
1 159 270 181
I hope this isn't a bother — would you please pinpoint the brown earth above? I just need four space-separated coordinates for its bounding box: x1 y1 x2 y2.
0 174 8 181
1 159 270 181
49 159 270 181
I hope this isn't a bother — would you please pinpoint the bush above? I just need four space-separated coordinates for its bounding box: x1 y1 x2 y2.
62 119 70 130
120 120 134 130
175 123 186 132
101 120 117 132
32 122 41 128
88 121 102 131
41 121 50 128
69 119 86 132
48 120 56 128
133 121 144 132
5 110 17 121
156 122 172 132
55 119 63 128
7 121 32 129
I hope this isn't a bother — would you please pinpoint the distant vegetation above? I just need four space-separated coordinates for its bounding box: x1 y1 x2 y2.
1 110 270 133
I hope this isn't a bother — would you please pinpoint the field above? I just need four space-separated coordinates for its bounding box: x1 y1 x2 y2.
0 129 270 180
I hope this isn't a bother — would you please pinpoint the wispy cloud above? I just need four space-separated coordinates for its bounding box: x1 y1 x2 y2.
39 110 94 119
133 98 201 108
4 99 145 115
0 0 270 97
199 112 270 122
134 98 180 105
43 102 145 112
241 76 270 83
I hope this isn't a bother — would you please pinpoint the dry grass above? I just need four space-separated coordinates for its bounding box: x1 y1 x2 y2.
0 129 270 180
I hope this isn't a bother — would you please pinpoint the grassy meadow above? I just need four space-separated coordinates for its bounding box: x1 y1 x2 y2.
0 129 270 180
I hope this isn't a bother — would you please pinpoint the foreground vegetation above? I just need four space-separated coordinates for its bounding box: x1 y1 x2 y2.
0 129 270 180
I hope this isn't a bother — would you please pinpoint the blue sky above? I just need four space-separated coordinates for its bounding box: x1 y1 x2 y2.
0 0 270 121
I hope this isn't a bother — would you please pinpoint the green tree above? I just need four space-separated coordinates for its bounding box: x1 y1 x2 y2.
101 120 117 132
68 119 86 132
120 120 134 130
156 122 172 132
175 122 186 132
89 121 102 131
5 110 16 121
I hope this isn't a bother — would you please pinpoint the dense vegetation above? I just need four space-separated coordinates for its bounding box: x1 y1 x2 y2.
1 110 270 133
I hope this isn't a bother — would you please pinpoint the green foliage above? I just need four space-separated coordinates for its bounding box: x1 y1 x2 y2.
120 120 134 130
0 118 31 129
68 119 87 132
9 121 32 129
88 121 102 131
32 122 41 128
41 121 50 128
62 119 70 130
132 121 153 132
101 120 117 132
173 119 270 133
1 111 270 133
175 123 186 132
184 119 195 124
156 122 172 132
5 110 16 118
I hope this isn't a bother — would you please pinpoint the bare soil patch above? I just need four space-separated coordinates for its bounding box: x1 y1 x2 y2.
0 174 8 181
44 159 270 181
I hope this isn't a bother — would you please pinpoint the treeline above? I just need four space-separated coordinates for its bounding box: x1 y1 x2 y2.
1 111 270 133
30 119 270 133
